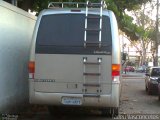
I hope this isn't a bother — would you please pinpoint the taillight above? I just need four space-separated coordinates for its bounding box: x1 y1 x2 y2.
28 61 35 79
28 61 35 73
112 64 120 76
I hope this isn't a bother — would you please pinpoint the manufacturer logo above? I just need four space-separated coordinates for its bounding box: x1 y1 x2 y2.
34 79 55 82
94 50 110 54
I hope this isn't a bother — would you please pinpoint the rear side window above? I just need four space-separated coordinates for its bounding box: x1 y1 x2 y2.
36 13 112 54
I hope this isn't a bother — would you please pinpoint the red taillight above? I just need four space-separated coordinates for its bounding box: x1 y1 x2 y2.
112 64 120 76
28 61 35 79
112 71 120 76
28 61 35 73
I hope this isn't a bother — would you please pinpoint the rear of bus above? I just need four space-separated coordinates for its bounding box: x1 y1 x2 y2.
29 9 121 115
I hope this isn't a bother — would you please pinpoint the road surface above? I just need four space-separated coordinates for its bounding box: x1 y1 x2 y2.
18 72 160 120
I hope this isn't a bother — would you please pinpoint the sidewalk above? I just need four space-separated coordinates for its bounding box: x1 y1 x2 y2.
122 72 145 78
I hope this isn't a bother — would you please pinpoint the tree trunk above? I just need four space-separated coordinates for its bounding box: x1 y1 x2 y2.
141 38 147 65
139 51 142 66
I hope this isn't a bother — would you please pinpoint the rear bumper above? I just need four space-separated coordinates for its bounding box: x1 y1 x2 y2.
29 80 120 108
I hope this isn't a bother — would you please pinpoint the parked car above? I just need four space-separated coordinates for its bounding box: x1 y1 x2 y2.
158 81 160 100
124 66 135 72
158 78 160 100
145 67 160 95
145 66 151 73
136 66 145 73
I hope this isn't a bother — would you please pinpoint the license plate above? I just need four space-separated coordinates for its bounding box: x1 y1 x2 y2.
62 97 82 105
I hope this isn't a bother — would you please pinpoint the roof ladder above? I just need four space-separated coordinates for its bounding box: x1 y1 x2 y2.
84 0 105 48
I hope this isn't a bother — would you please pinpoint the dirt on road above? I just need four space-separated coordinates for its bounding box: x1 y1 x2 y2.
120 76 160 114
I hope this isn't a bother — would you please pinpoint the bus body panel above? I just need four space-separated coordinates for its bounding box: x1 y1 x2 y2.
34 54 112 94
29 8 121 109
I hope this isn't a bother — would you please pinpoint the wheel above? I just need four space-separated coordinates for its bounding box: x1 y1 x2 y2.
158 84 160 101
112 107 119 117
48 106 66 117
145 85 148 92
147 87 152 95
48 106 58 116
158 90 160 100
101 107 119 117
48 106 73 116
158 95 160 101
147 83 152 95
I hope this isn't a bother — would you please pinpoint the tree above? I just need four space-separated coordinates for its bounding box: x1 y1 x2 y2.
105 0 151 41
122 1 157 66
31 0 152 41
18 0 153 43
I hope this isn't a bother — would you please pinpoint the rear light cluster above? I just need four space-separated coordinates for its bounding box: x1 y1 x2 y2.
28 61 35 79
112 64 120 77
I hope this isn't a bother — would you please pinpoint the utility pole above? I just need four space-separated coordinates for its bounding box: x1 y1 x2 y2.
155 0 159 66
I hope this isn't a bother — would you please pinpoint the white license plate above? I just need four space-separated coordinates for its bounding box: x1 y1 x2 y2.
62 97 82 105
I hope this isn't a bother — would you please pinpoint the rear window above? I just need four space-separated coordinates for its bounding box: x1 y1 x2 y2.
36 13 112 54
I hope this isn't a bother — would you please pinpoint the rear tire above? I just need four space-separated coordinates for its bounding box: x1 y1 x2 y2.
101 107 119 117
147 88 152 95
48 106 67 117
158 95 160 101
145 85 148 92
48 106 58 116
158 83 160 101
147 83 152 95
158 88 160 101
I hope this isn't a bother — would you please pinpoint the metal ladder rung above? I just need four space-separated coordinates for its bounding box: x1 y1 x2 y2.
85 28 101 31
87 16 101 19
83 73 101 76
85 41 101 44
84 62 100 65
83 94 100 98
83 83 100 87
87 3 102 7
84 1 104 48
84 41 101 47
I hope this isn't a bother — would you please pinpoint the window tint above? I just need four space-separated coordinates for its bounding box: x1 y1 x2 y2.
151 68 160 76
35 13 112 55
36 14 112 46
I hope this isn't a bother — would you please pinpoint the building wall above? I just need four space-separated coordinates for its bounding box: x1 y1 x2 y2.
0 1 36 113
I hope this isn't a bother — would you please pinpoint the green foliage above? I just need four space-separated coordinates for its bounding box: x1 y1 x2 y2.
33 0 86 12
32 0 153 41
148 28 157 41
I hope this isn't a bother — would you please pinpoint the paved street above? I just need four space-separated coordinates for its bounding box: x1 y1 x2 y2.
120 72 160 114
18 72 160 120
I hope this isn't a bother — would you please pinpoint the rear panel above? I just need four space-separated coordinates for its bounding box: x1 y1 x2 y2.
34 12 113 96
35 54 112 94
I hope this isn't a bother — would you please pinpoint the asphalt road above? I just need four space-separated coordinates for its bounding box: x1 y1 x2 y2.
120 73 160 114
18 72 160 120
